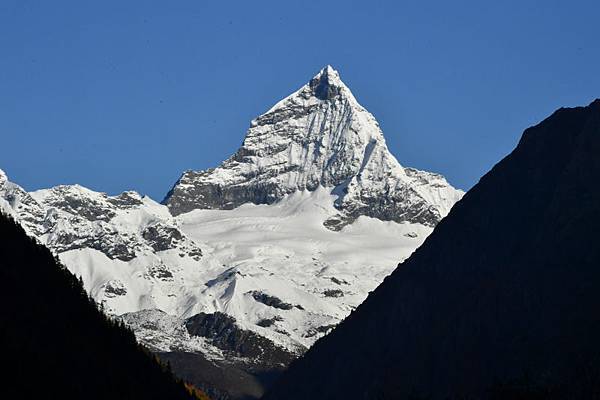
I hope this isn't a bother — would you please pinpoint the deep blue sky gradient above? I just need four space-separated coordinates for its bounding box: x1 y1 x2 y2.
1 1 599 199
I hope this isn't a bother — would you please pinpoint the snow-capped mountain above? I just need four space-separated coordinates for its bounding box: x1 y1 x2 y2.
1 66 463 399
164 66 461 229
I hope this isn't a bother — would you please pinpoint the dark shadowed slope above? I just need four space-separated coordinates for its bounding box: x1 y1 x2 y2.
264 99 600 399
0 212 206 400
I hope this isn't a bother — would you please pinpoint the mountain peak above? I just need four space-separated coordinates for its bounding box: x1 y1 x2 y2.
309 65 344 100
164 67 462 226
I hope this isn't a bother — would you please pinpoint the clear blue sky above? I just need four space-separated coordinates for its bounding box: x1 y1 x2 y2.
1 1 599 200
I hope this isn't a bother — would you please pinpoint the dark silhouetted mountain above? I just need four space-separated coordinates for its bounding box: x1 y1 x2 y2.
0 212 206 400
264 99 600 399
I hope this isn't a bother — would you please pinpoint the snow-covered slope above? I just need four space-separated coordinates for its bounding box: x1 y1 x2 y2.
0 66 463 384
173 187 435 351
1 172 433 354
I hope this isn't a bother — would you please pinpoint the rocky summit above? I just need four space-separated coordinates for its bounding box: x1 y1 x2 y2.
163 66 462 230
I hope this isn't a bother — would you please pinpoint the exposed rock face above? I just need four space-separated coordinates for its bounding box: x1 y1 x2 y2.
142 222 202 259
0 169 47 236
256 316 283 328
249 291 298 311
185 312 300 367
163 66 462 229
103 280 128 297
143 223 183 251
38 185 121 221
42 212 140 261
265 100 600 400
323 289 344 298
